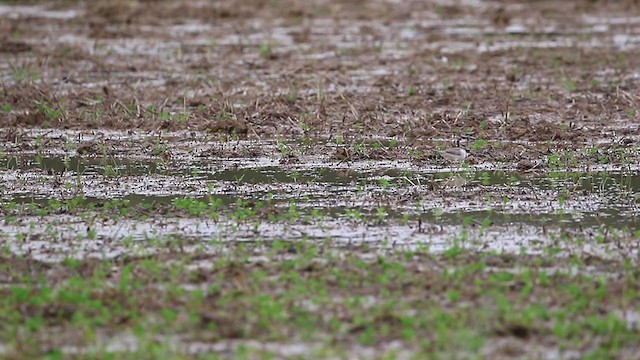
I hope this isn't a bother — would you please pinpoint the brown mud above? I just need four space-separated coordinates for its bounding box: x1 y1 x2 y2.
1 0 639 143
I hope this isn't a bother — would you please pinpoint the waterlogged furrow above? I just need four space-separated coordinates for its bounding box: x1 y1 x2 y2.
1 152 639 263
2 155 639 228
3 213 636 263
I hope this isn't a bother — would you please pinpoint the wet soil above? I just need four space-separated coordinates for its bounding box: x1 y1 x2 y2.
1 0 640 144
2 0 640 358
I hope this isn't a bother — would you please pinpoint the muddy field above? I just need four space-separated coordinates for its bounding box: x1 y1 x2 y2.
1 0 640 359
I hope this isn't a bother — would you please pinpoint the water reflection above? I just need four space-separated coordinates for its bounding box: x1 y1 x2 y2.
2 155 639 229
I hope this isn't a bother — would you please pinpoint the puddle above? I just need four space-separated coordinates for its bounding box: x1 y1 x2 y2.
1 152 639 263
2 155 639 227
0 4 80 20
2 156 168 176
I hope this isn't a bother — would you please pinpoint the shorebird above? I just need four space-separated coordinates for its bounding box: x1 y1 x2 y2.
436 147 468 163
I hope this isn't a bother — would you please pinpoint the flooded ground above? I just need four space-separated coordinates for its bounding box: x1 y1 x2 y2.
2 0 640 358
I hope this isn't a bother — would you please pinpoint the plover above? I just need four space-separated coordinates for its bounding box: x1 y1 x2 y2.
436 147 468 163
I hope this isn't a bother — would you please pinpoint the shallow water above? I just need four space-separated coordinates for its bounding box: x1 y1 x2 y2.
1 152 638 263
2 155 639 226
